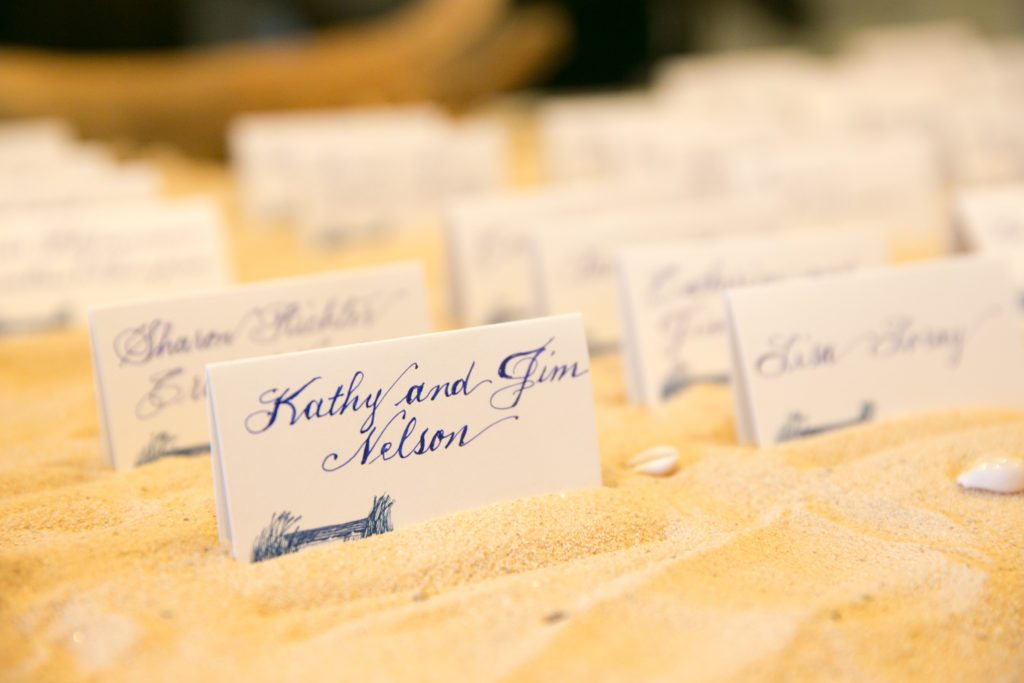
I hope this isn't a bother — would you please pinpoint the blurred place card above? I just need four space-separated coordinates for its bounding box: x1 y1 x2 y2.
89 263 430 471
445 181 679 327
725 258 1024 447
298 118 507 245
230 106 506 230
954 184 1024 297
0 118 74 156
0 141 112 175
0 162 159 208
0 198 228 334
617 228 886 407
530 197 783 352
206 314 600 563
230 105 443 221
725 133 944 246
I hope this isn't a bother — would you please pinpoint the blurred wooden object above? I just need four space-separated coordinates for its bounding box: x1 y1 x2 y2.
0 0 570 156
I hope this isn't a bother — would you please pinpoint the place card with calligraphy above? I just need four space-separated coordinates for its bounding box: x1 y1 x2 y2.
89 263 430 471
445 181 678 327
725 257 1024 446
954 184 1024 298
617 228 886 406
0 197 226 335
205 314 600 563
530 196 784 352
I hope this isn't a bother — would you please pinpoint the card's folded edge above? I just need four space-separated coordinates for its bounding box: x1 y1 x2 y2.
614 252 646 407
405 261 434 335
723 291 756 447
86 308 117 469
442 207 470 326
205 365 233 552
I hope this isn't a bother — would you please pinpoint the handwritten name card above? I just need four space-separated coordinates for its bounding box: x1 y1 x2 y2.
230 106 506 237
954 184 1024 296
617 228 886 406
230 105 443 221
206 314 600 563
445 181 679 327
0 162 158 208
89 263 430 471
0 198 228 334
530 197 784 352
0 118 74 157
725 257 1024 446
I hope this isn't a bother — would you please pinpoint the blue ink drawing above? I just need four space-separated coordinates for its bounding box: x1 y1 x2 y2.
136 431 209 466
251 494 395 562
776 402 875 442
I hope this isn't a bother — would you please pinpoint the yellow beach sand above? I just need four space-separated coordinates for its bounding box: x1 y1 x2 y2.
1 156 1022 681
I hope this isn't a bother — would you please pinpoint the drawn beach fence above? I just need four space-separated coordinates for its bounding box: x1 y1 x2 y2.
136 431 209 466
251 494 395 562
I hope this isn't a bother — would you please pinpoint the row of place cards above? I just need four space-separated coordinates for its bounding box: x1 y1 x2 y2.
88 258 603 564
1 198 229 334
617 228 886 406
73 184 1024 564
89 263 429 471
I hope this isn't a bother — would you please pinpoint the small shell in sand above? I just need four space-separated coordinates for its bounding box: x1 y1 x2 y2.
628 446 679 476
956 458 1024 494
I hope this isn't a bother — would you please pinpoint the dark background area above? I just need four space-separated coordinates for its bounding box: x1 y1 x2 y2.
1 0 1021 89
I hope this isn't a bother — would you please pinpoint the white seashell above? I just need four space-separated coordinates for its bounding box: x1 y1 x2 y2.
628 445 679 476
956 458 1024 494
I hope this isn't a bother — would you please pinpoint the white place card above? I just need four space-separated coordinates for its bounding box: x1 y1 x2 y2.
0 162 159 208
0 198 228 334
445 181 680 327
206 314 600 563
230 106 506 232
230 105 443 221
725 257 1024 446
0 118 74 156
298 118 507 245
954 184 1024 296
89 263 430 471
617 228 886 406
530 197 784 352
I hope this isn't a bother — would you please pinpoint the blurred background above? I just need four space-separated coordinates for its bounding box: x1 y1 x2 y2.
2 0 1023 156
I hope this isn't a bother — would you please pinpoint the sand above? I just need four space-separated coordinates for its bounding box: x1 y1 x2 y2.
2 154 1023 682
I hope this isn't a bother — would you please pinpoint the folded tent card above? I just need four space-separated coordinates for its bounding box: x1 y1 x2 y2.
298 118 507 245
88 262 430 471
0 197 229 335
616 228 887 406
953 184 1024 299
0 119 160 207
206 313 600 563
230 105 508 242
529 195 787 352
725 257 1024 447
0 118 75 155
445 179 689 328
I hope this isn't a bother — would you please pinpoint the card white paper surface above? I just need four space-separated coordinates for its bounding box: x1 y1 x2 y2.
0 162 159 207
0 198 229 333
206 314 600 563
617 228 886 406
954 184 1024 295
445 181 682 327
530 197 784 352
89 263 430 471
725 257 1024 446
